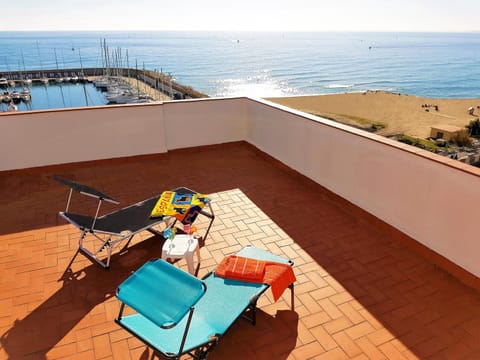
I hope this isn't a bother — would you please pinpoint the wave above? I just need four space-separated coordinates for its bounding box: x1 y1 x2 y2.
323 83 355 89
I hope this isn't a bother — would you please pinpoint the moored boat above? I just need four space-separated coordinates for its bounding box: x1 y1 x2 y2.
7 102 18 112
93 77 110 91
11 91 22 104
2 92 11 103
20 87 31 102
78 74 88 83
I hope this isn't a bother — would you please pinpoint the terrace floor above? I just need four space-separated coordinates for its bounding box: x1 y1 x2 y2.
1 141 480 360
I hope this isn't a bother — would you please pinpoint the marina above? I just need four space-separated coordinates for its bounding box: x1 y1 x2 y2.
0 81 106 112
0 67 207 112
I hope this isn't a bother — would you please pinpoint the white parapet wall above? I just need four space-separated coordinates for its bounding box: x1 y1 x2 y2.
246 97 480 279
0 104 167 170
0 98 249 170
162 97 249 150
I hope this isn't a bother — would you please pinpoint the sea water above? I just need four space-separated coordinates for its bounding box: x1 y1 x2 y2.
1 31 479 106
0 82 107 112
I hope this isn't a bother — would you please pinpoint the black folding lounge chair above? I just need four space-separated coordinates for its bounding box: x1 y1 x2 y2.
55 176 215 269
115 246 295 360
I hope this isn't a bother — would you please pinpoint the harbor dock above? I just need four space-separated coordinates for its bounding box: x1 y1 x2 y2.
0 67 207 101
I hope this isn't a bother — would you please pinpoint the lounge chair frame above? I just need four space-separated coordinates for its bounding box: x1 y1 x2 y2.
55 177 215 269
115 246 294 360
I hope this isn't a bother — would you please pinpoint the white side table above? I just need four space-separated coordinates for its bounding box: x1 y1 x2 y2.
161 234 200 275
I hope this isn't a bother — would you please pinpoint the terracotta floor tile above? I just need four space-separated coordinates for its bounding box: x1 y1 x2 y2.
315 347 348 360
332 331 363 358
46 342 78 359
290 341 325 360
377 341 409 360
323 316 354 335
110 339 131 360
92 334 112 359
355 337 388 360
338 301 365 325
344 321 376 340
310 324 338 351
367 328 396 347
1 142 480 359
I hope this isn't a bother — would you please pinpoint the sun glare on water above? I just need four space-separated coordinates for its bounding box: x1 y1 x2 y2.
214 74 299 98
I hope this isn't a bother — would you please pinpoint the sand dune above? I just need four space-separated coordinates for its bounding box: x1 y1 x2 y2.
269 91 480 138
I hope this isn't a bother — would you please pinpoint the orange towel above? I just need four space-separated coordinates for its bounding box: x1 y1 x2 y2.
215 255 296 301
224 255 266 282
263 263 296 302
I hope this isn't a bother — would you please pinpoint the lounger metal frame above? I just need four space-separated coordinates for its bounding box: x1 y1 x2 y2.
55 177 215 269
115 246 294 360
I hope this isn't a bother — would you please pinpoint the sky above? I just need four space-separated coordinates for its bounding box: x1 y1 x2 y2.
2 0 480 32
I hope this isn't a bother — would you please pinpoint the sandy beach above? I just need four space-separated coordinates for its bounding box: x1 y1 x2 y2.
269 91 480 138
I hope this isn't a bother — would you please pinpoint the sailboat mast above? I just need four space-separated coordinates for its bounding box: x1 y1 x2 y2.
78 48 84 73
21 50 27 81
143 62 147 93
103 39 109 77
36 41 46 79
126 49 130 79
135 59 139 97
54 48 59 70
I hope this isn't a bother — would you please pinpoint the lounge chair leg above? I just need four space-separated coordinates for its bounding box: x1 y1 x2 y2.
117 303 125 321
106 245 113 269
78 230 88 249
200 207 215 242
289 283 295 310
119 235 135 253
178 307 195 356
241 301 258 325
78 246 110 269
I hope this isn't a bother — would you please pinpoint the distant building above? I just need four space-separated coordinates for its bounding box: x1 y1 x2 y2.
430 124 464 141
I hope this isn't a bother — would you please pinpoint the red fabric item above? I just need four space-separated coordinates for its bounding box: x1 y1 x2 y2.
215 255 296 301
224 255 265 281
263 262 296 302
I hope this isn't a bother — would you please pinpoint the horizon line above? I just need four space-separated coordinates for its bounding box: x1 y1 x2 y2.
1 29 479 33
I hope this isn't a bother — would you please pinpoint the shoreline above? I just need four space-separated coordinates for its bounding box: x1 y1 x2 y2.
268 91 480 138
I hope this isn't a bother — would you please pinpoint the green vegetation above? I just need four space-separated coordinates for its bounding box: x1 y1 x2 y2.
466 118 480 136
397 131 473 153
451 129 472 147
308 112 386 132
397 135 443 151
371 122 386 131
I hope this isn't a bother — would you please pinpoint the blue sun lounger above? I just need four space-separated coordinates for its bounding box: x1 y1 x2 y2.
115 246 295 359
